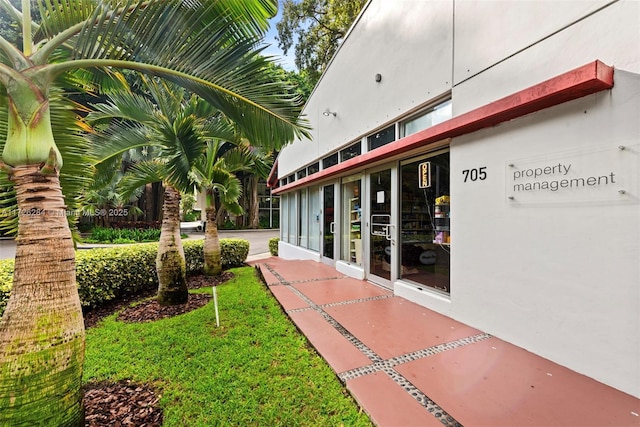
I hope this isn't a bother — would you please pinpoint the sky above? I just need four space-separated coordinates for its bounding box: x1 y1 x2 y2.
261 6 297 71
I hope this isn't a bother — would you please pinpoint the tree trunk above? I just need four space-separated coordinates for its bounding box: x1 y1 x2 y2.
248 175 259 229
144 183 154 222
0 165 84 426
156 185 188 305
204 199 222 276
155 183 164 223
216 205 227 227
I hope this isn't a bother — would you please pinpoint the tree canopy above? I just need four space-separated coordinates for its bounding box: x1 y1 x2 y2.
276 0 365 87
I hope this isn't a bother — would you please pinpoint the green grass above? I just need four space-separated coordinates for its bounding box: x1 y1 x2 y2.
84 267 372 426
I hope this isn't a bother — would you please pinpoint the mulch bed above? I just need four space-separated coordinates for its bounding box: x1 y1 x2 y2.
83 271 235 426
84 380 163 427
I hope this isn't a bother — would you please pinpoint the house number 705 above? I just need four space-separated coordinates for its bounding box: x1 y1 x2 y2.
462 167 487 182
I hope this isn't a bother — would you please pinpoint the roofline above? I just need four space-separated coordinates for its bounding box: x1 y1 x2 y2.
272 60 614 195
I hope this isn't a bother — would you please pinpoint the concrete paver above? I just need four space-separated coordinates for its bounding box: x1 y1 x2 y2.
254 258 640 427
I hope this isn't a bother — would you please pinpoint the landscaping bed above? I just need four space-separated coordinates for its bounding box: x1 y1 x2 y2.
82 273 232 426
82 267 372 426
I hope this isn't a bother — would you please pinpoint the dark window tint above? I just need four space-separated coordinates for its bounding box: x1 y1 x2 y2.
367 125 395 150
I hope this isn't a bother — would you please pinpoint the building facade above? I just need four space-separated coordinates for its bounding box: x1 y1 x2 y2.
270 0 640 398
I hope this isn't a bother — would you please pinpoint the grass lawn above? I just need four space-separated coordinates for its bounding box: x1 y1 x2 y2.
84 267 372 426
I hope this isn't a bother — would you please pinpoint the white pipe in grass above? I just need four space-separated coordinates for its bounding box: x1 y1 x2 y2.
212 286 220 327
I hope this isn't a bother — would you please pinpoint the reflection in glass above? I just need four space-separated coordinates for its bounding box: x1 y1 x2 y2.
368 170 392 281
308 186 320 251
399 152 450 293
298 190 308 248
402 99 452 137
323 185 334 258
341 179 362 265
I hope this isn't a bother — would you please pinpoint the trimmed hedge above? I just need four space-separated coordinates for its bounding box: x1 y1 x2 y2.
0 238 249 316
268 237 279 256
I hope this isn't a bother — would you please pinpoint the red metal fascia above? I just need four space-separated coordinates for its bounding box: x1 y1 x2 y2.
267 158 279 188
273 60 614 195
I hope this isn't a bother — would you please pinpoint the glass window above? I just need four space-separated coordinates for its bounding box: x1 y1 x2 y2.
340 178 362 265
367 124 396 151
287 174 295 184
308 186 320 251
322 152 338 169
287 192 296 244
399 151 450 293
297 169 307 179
299 190 308 248
402 99 452 137
340 143 361 162
308 162 320 175
281 194 289 243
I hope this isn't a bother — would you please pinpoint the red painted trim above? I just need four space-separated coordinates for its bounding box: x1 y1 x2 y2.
272 60 614 194
267 158 278 188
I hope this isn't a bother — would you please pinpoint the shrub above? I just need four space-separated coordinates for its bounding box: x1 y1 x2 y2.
220 238 250 267
268 237 279 256
183 239 204 275
0 238 249 316
75 244 159 308
0 260 14 315
85 227 162 243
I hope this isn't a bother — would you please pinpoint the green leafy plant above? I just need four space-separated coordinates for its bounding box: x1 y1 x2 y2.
0 239 248 316
0 0 309 422
85 227 162 243
269 237 279 256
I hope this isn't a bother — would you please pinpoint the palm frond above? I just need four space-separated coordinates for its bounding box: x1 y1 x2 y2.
48 0 309 146
246 146 273 178
87 88 158 125
163 114 206 191
89 120 156 163
219 145 256 174
35 0 96 43
209 168 243 216
118 159 165 200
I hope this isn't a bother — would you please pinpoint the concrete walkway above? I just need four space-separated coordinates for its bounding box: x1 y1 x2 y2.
251 257 640 427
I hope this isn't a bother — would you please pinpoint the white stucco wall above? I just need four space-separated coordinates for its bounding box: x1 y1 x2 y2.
450 71 640 397
275 0 640 397
453 0 640 115
278 0 454 177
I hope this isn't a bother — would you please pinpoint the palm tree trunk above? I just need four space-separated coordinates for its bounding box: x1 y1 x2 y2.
144 183 154 222
156 185 188 305
248 175 259 229
0 165 84 426
204 200 222 276
216 205 226 227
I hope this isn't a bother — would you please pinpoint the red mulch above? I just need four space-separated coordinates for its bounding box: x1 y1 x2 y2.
83 272 235 426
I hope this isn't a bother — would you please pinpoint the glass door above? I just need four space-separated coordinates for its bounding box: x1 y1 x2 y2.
322 184 335 263
340 176 362 266
367 168 394 288
399 151 450 293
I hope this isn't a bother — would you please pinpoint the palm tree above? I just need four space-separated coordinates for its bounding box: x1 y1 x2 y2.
90 76 241 305
191 139 266 276
0 1 308 424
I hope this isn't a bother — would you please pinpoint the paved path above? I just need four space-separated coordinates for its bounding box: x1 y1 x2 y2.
0 229 279 261
252 257 640 427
